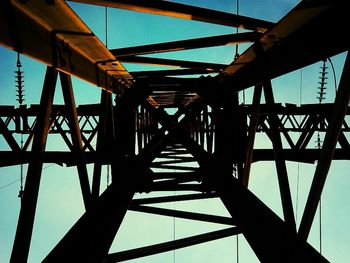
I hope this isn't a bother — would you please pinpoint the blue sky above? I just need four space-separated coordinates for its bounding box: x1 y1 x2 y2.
1 1 350 262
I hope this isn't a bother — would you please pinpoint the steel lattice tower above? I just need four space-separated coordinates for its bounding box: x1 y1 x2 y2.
0 1 350 262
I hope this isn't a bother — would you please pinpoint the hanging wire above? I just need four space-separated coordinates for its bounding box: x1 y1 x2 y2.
105 1 108 48
295 160 300 222
319 197 322 254
236 234 239 263
234 0 240 60
106 164 110 187
295 68 303 223
0 163 56 192
315 59 328 254
173 190 176 263
235 0 241 263
235 174 239 263
172 169 176 263
232 161 239 263
234 0 245 105
104 1 110 188
15 52 25 199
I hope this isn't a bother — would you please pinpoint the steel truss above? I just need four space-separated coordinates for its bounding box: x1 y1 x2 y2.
1 101 350 167
1 0 350 262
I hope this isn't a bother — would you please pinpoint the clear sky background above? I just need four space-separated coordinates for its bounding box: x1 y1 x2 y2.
1 1 350 262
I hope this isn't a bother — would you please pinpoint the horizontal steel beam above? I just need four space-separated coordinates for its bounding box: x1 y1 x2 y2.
129 204 236 225
0 1 132 93
3 148 350 167
105 227 240 262
119 56 227 71
131 68 217 78
0 102 346 118
67 0 274 32
131 192 218 205
111 33 260 57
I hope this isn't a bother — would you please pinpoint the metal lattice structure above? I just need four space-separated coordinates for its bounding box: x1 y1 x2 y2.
1 0 350 262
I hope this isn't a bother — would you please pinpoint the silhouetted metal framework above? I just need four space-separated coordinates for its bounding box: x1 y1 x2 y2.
1 0 350 262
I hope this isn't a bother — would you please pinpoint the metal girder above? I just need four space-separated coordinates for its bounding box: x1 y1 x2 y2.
4 148 350 168
223 1 350 91
67 0 274 32
131 192 218 205
119 56 227 71
2 103 350 167
150 164 197 171
216 173 328 263
150 183 203 192
52 119 74 151
42 181 135 262
213 92 239 178
176 118 328 262
43 80 140 262
131 68 218 78
0 0 132 93
105 227 240 263
111 32 259 57
60 72 92 209
0 117 21 152
242 84 261 187
92 90 114 199
152 157 195 165
129 204 235 226
1 1 349 262
10 67 57 263
137 96 204 166
262 80 296 231
136 77 201 93
298 51 350 241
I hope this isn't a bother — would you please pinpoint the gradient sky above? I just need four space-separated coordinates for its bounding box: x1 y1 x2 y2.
1 1 350 262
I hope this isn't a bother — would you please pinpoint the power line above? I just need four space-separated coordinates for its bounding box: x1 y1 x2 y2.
295 68 303 223
0 163 56 192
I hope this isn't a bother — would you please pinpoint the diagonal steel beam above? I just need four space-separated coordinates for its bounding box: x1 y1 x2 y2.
119 56 227 71
0 117 21 152
60 72 92 209
216 173 328 262
298 51 350 241
129 204 236 226
223 1 350 91
105 227 240 263
138 95 204 165
43 179 135 262
111 33 260 57
176 124 328 261
242 84 262 187
294 114 321 150
44 81 140 262
92 90 114 199
131 68 218 78
131 192 218 205
263 80 296 231
67 0 274 32
10 67 57 263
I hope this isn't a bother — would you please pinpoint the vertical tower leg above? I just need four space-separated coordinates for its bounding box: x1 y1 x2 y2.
10 67 58 263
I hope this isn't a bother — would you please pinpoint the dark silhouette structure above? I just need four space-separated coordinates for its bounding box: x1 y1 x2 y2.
0 1 349 262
